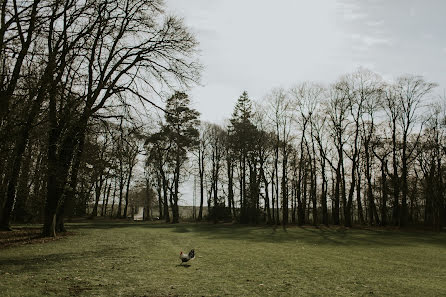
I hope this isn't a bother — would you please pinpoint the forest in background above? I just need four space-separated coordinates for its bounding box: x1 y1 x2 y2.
146 72 445 231
1 0 445 236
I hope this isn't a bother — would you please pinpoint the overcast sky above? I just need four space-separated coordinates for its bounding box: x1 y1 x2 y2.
165 0 446 124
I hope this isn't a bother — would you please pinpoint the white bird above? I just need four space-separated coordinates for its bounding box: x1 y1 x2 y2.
179 249 195 264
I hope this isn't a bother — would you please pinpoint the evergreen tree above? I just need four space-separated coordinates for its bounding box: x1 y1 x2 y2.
164 92 200 223
229 91 260 222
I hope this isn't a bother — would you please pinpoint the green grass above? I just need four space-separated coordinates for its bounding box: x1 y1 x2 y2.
1 221 445 296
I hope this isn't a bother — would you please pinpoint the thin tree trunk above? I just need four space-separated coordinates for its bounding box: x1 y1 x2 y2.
271 170 275 224
198 149 204 221
110 178 116 217
282 148 288 226
103 182 111 217
320 158 328 226
357 166 365 224
14 143 33 222
92 174 104 217
123 163 135 219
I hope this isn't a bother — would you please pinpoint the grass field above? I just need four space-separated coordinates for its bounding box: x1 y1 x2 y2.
0 221 445 296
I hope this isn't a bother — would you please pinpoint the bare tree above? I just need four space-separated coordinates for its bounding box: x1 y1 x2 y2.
395 76 437 226
325 82 349 225
40 0 200 236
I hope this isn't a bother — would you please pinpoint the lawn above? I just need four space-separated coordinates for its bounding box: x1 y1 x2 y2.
0 221 445 296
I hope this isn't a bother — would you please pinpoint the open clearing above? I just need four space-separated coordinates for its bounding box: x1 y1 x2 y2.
0 221 445 296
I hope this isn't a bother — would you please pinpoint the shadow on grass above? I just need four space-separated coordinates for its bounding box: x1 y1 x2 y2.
65 220 446 248
0 247 125 273
176 264 191 268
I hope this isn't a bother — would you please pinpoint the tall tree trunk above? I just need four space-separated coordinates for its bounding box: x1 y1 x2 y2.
291 177 296 224
14 143 33 222
303 164 308 224
282 148 288 226
198 149 204 221
123 163 135 219
436 146 444 231
92 174 104 217
110 178 117 217
117 158 125 218
62 134 85 227
271 170 275 224
401 140 409 227
227 156 234 219
103 182 111 217
212 150 219 223
43 132 78 237
391 120 400 226
172 155 180 223
320 158 328 226
274 145 280 225
262 167 271 224
380 159 388 226
297 152 304 226
356 167 365 224
0 99 41 230
101 179 108 217
333 163 341 225
163 175 170 223
311 161 317 226
155 173 163 219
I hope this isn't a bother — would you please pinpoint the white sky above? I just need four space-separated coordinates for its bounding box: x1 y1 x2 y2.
152 0 446 206
165 0 446 123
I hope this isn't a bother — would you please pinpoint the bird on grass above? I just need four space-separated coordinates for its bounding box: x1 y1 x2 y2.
179 249 195 265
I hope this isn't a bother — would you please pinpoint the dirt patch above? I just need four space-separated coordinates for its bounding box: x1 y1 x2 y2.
0 228 72 249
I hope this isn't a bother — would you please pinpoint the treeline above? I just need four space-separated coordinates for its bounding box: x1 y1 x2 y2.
148 70 445 230
0 0 200 235
1 1 445 235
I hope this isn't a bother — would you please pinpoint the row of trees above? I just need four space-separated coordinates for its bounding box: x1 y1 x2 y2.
1 1 444 233
0 0 201 235
4 117 145 221
147 69 445 230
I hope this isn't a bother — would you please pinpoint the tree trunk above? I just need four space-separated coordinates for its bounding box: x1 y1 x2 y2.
101 179 108 217
42 127 80 236
357 167 365 224
172 155 180 223
271 170 275 224
117 159 124 218
227 156 234 219
303 164 308 224
103 182 111 217
297 151 304 226
111 177 117 217
0 104 40 230
333 163 341 225
391 120 400 226
14 143 33 222
401 141 409 227
63 134 85 225
123 163 135 219
262 167 271 224
155 171 163 219
163 175 170 223
282 148 288 226
198 149 204 221
320 158 328 226
380 159 388 226
92 174 104 217
274 145 280 225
